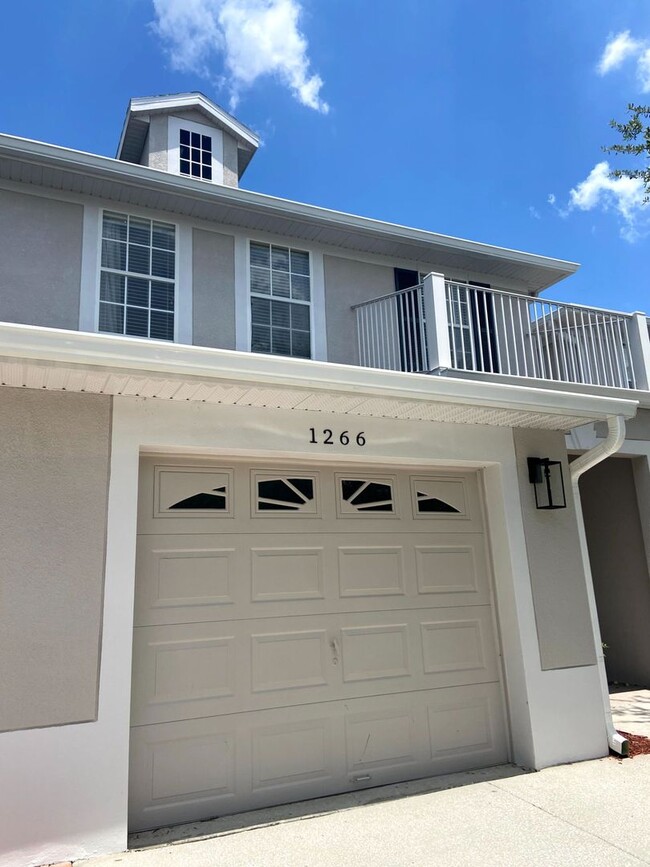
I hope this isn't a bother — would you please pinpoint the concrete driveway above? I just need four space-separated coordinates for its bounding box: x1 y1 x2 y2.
78 755 650 867
611 688 650 738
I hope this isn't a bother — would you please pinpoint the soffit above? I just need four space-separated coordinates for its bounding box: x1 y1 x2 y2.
0 324 637 433
0 136 578 293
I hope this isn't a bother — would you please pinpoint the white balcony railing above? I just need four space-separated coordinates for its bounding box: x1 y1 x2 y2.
353 282 429 373
352 275 650 391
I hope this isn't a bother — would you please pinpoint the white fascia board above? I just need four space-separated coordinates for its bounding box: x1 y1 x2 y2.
128 94 259 148
0 134 578 282
0 322 637 424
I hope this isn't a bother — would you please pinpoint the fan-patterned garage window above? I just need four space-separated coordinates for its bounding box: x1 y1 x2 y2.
339 478 396 515
154 467 233 518
253 474 318 515
415 491 460 513
169 485 227 510
410 476 468 519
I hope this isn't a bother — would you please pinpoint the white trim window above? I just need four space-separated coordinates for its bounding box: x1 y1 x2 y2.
99 211 176 341
249 241 311 358
168 116 224 184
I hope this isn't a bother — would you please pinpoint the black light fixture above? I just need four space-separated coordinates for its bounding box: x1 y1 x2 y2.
527 457 566 510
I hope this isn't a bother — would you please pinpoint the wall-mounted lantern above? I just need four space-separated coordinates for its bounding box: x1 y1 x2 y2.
527 457 566 510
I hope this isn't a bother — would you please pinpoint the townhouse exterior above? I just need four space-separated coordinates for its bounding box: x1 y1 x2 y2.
1 92 649 867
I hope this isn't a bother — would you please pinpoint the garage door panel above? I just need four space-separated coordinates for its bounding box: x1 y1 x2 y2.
129 716 242 831
426 682 509 773
251 716 334 792
345 706 425 775
251 629 330 693
337 545 406 597
251 546 325 602
129 683 506 832
134 533 492 627
130 460 507 830
133 607 500 727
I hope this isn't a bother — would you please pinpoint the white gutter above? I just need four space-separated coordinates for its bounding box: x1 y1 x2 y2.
570 415 629 757
0 322 639 426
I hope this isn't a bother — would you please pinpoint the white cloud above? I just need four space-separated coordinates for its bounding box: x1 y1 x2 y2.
547 193 556 206
637 47 650 92
598 30 642 75
528 206 541 220
596 29 650 91
151 0 329 113
566 160 648 242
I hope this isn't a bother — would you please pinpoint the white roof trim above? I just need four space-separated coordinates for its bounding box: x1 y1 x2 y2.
0 133 579 291
0 323 637 431
117 93 259 163
128 93 259 148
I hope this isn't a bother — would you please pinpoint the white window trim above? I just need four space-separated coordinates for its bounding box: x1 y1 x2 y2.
79 206 192 344
168 115 224 185
236 237 327 362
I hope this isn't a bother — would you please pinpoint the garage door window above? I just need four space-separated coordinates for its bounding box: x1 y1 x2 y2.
410 477 468 519
339 478 396 515
254 474 318 515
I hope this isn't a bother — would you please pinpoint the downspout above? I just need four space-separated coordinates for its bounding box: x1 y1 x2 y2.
569 414 629 757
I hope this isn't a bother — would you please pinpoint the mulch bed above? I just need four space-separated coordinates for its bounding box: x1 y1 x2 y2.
616 731 650 757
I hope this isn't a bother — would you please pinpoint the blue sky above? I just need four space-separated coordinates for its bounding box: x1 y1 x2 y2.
1 0 650 311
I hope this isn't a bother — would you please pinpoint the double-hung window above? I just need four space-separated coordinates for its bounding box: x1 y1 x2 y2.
99 211 176 341
249 241 311 358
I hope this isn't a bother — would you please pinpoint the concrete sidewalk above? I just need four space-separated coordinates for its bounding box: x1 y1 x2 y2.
78 755 650 867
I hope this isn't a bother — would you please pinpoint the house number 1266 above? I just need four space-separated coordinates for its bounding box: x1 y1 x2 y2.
309 428 366 447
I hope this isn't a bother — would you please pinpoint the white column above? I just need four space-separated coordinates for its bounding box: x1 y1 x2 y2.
628 311 650 390
422 272 452 371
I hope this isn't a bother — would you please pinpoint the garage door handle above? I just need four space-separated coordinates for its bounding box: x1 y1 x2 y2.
329 636 340 666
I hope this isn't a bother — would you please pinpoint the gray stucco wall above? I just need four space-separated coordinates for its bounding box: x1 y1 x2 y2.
513 428 597 670
192 228 236 349
0 189 83 329
324 255 396 365
173 108 210 126
580 456 650 686
614 407 650 441
145 115 168 172
222 132 239 187
0 389 112 732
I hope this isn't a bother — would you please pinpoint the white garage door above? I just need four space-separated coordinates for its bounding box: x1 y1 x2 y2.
129 458 509 831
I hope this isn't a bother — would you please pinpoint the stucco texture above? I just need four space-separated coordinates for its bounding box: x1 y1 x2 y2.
145 115 168 172
580 456 650 686
192 228 236 349
222 132 239 187
513 429 597 670
0 389 112 732
323 255 395 365
0 189 83 329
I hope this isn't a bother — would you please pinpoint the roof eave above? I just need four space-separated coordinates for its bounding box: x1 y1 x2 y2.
0 322 637 432
0 134 579 291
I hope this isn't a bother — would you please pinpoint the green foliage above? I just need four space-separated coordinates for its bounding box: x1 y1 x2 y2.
604 103 650 200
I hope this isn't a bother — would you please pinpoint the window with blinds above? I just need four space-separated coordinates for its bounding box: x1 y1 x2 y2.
249 241 311 358
98 212 176 341
446 283 474 370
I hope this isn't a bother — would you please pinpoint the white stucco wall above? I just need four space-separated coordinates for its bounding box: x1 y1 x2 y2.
0 395 608 866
